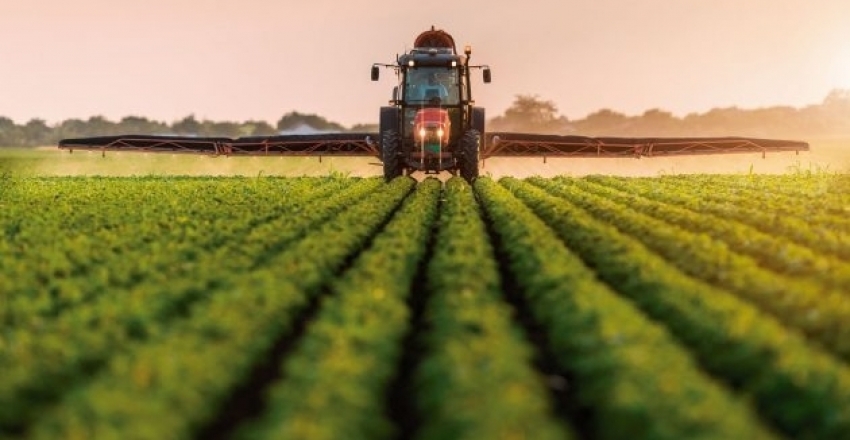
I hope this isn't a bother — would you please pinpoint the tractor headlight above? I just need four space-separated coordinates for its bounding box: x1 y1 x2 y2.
419 128 426 138
437 128 444 138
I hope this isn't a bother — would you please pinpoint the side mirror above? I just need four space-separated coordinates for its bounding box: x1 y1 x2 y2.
483 68 492 83
392 86 399 102
371 65 380 81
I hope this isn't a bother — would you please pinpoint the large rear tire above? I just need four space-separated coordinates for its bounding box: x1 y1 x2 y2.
458 129 480 182
471 107 486 135
382 130 403 182
379 107 399 150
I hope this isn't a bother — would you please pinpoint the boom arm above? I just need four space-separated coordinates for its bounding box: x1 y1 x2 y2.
484 133 810 159
59 133 379 156
58 132 809 159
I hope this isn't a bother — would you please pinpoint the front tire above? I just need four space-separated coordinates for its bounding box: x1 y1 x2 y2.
382 130 402 181
458 129 480 182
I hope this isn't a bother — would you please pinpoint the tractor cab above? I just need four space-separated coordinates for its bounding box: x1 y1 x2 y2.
405 67 458 105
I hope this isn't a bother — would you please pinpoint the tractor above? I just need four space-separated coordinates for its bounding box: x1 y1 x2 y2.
371 27 491 182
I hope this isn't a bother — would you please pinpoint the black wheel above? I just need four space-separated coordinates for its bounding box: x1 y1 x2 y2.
458 129 480 182
382 129 403 181
379 107 398 149
471 107 486 134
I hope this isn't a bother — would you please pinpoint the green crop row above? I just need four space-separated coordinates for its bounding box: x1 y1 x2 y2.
587 174 850 260
26 177 416 439
531 176 850 361
661 173 850 231
414 177 571 440
235 177 439 440
0 176 353 326
501 177 850 438
605 174 850 231
0 176 384 433
638 173 850 207
476 177 777 440
572 176 850 290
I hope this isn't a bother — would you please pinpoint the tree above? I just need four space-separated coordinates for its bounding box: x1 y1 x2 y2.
172 115 202 135
350 123 379 132
574 108 630 135
23 118 53 146
56 118 88 140
199 120 241 138
119 116 168 135
817 89 850 135
691 107 745 136
490 94 570 134
86 116 117 136
241 120 277 137
632 108 681 136
823 88 850 107
276 111 345 133
0 117 25 146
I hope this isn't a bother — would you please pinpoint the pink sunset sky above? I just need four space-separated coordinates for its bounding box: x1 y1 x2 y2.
1 0 848 127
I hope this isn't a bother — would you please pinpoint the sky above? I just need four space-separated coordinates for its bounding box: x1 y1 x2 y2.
1 0 848 127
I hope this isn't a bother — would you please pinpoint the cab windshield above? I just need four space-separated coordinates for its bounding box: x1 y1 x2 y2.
404 67 459 105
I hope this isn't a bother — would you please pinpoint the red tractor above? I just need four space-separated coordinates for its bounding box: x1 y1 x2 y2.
371 27 491 181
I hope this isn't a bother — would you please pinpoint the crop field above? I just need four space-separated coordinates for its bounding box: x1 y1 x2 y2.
2 172 850 439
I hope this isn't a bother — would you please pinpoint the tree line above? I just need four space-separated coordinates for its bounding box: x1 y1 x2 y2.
0 112 378 148
490 89 850 139
1 90 848 147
